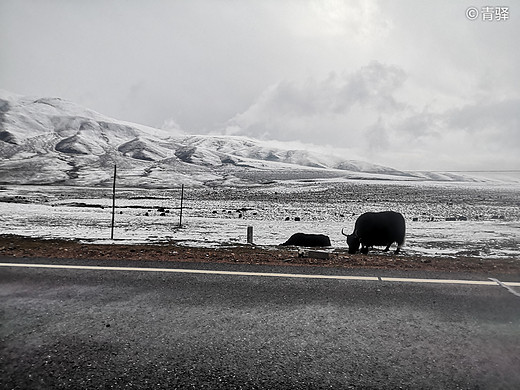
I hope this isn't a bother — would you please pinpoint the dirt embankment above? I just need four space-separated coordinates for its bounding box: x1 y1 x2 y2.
1 234 519 275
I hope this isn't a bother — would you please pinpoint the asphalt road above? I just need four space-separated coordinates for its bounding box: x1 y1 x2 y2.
1 257 520 389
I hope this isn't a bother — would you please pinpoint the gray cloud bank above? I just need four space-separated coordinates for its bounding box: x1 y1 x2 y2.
225 61 520 170
1 0 518 170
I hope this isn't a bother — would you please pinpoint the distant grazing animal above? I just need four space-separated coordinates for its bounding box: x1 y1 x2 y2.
342 211 405 254
281 233 331 247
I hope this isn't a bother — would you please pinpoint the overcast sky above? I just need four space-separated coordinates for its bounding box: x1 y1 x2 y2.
1 0 518 171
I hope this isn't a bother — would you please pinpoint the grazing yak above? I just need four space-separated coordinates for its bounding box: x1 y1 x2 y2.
342 211 405 254
281 233 331 247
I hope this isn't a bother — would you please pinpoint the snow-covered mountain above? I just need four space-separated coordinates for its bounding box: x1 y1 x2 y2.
0 91 496 187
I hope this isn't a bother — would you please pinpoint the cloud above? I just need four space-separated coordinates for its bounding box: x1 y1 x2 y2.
375 97 520 170
365 117 390 152
446 99 519 140
224 60 519 170
225 61 407 143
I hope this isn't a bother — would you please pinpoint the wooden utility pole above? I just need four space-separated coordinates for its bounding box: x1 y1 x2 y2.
179 184 184 227
110 164 116 239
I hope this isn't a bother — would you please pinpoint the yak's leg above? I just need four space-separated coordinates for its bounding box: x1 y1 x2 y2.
384 244 391 252
394 242 403 254
361 246 369 254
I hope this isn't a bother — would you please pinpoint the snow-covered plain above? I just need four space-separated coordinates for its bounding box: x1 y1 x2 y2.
1 179 518 260
1 92 519 261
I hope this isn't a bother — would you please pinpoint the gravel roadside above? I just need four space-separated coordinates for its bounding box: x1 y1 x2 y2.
1 234 519 275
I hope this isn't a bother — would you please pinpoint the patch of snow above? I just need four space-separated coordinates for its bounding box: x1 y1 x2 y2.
1 182 518 260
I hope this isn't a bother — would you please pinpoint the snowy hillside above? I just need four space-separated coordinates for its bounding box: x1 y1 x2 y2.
0 91 507 187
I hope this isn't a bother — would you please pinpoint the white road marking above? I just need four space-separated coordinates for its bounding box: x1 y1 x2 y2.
380 277 499 286
1 262 520 288
489 278 520 297
0 263 378 281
